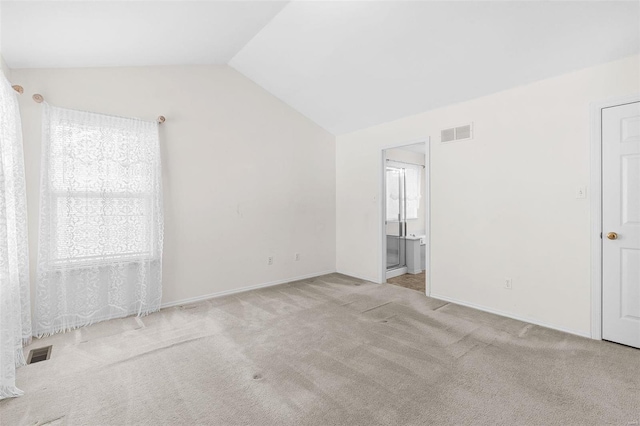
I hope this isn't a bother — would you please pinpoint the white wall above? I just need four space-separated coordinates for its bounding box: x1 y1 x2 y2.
13 65 336 307
0 2 11 79
1 56 9 78
336 55 640 336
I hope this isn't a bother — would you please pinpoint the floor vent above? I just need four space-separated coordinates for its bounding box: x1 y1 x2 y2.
441 123 473 143
27 346 52 364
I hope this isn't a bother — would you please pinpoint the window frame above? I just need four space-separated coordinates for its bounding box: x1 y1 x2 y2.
45 121 159 270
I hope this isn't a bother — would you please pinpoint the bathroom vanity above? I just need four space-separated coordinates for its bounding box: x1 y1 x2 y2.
405 234 426 274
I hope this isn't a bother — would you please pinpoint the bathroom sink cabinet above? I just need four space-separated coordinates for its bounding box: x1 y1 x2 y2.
405 236 425 275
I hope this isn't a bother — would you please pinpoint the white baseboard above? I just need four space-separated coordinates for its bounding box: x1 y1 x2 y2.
160 269 337 309
386 267 408 280
430 293 591 339
336 269 379 284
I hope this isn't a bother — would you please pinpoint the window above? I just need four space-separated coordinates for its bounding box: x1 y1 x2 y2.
386 164 421 222
44 111 161 267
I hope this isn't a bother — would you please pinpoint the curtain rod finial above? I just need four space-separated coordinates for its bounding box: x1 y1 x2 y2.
157 116 165 124
33 94 44 103
12 85 24 94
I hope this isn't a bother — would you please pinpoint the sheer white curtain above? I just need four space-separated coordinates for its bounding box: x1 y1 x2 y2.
386 163 422 221
386 167 401 222
404 166 421 219
35 104 163 337
0 73 32 399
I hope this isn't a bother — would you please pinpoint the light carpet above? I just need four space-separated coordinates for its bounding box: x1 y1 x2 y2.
1 273 639 425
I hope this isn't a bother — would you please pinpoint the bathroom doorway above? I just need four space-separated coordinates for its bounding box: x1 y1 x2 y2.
381 140 429 294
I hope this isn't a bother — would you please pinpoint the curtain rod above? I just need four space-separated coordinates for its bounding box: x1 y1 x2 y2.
386 159 425 168
30 92 166 124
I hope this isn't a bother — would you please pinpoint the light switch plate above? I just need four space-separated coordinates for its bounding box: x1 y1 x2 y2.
576 186 587 199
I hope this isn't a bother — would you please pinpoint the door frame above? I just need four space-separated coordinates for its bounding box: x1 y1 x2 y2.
590 94 640 340
379 137 431 295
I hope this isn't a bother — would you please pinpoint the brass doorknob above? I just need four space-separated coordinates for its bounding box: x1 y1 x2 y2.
607 232 618 240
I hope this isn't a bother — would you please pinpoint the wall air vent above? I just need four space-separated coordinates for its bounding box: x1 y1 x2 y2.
441 128 455 143
441 123 473 143
27 346 52 364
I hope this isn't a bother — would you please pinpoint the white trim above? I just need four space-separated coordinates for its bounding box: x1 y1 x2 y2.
589 93 640 340
430 293 591 339
379 138 431 295
425 141 432 297
336 269 378 283
160 269 336 309
386 160 423 170
386 266 408 279
380 137 428 151
35 269 339 335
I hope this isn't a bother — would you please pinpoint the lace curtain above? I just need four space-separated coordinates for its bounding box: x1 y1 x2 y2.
0 73 32 399
35 104 163 337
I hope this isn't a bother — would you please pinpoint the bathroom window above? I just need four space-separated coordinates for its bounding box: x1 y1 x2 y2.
386 164 421 221
404 167 421 219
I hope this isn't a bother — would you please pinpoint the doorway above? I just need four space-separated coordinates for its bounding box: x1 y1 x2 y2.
599 100 640 349
381 141 429 294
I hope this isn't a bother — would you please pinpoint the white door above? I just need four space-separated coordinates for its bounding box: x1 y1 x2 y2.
602 101 640 348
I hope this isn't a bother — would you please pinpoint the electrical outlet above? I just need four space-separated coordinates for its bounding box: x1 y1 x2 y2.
504 278 512 290
295 253 301 261
268 256 274 266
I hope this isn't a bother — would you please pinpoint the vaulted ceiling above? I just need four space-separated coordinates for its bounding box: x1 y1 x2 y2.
2 1 639 135
1 1 289 67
